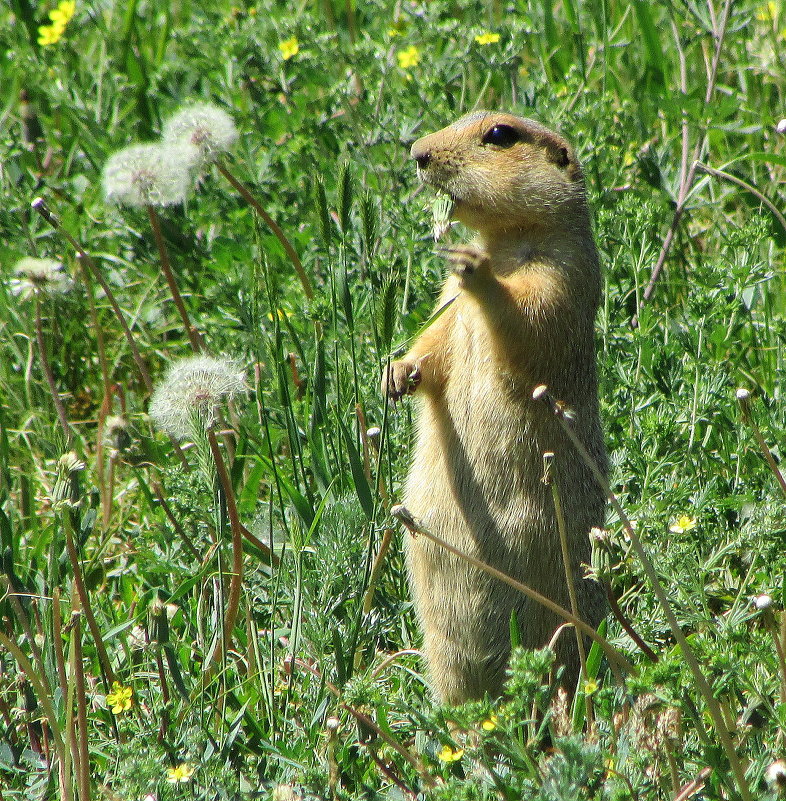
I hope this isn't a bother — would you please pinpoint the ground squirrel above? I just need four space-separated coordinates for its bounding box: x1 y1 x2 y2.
384 111 608 704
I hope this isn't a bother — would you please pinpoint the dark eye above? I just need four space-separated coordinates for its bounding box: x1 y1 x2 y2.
482 124 520 148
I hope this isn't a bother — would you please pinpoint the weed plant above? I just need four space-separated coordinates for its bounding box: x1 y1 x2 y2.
2 0 786 798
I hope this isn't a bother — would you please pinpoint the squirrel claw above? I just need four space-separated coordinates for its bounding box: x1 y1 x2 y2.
382 360 422 402
442 244 490 281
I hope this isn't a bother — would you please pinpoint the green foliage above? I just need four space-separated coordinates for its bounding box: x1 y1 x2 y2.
1 0 786 798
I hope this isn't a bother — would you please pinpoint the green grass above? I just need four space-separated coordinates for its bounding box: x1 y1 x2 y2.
2 0 786 798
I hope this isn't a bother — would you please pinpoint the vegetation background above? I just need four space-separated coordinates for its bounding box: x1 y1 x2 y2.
1 0 786 798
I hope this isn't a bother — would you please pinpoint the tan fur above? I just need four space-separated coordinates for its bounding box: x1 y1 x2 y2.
383 111 608 704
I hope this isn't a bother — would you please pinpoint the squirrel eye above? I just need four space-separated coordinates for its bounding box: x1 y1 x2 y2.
482 124 520 148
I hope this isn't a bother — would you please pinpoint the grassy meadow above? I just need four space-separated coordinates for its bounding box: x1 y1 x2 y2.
2 0 786 797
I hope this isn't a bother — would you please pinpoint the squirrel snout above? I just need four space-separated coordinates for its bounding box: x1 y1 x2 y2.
411 139 431 169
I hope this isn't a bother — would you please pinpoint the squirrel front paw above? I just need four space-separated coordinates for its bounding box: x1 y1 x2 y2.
381 359 422 401
442 244 491 286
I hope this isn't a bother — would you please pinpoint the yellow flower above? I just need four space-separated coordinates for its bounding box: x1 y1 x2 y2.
757 1 778 21
279 37 299 60
49 0 76 25
397 45 420 70
105 681 133 714
166 763 195 783
481 715 498 731
475 32 501 45
437 745 464 762
669 515 697 534
37 22 65 45
583 679 598 695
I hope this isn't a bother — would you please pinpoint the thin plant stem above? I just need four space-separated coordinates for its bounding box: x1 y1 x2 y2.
63 514 117 688
0 632 65 764
532 384 753 801
215 161 314 300
632 0 733 326
207 429 244 652
34 297 74 447
77 258 111 399
72 617 91 801
31 198 154 393
736 389 786 497
146 205 204 353
361 528 394 615
697 162 786 235
151 480 202 561
603 580 658 662
544 452 592 730
52 590 78 801
292 656 436 790
389 504 633 677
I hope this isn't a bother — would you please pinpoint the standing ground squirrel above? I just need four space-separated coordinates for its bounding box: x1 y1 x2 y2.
383 111 608 704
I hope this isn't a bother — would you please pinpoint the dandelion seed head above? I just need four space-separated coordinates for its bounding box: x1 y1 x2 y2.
10 257 73 300
767 760 786 791
149 355 246 440
777 119 786 134
162 103 239 168
102 143 191 208
735 387 751 401
754 593 773 611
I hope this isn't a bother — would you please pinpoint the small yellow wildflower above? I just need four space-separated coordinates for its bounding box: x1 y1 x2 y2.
37 23 64 45
475 32 501 45
669 515 697 534
397 45 420 70
757 1 778 21
105 681 133 714
481 715 498 731
583 679 598 695
166 763 195 783
437 745 464 762
279 37 299 60
49 0 76 25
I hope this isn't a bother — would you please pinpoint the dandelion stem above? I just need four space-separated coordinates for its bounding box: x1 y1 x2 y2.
71 617 92 801
389 504 633 675
603 580 658 662
544 452 592 728
0 631 65 764
736 390 786 498
31 198 154 393
151 480 202 561
34 297 74 446
207 430 244 653
532 383 753 801
361 528 394 615
146 205 204 353
63 513 117 689
215 161 314 300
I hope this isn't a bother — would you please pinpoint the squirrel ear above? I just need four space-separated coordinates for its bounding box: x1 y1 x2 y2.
551 145 570 168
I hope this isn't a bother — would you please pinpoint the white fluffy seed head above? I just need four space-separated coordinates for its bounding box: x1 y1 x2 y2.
162 102 239 168
148 355 247 440
767 759 786 790
10 257 73 300
776 119 786 134
102 143 192 207
754 594 773 611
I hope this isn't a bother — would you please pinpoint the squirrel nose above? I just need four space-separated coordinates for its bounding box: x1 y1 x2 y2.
410 138 431 168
